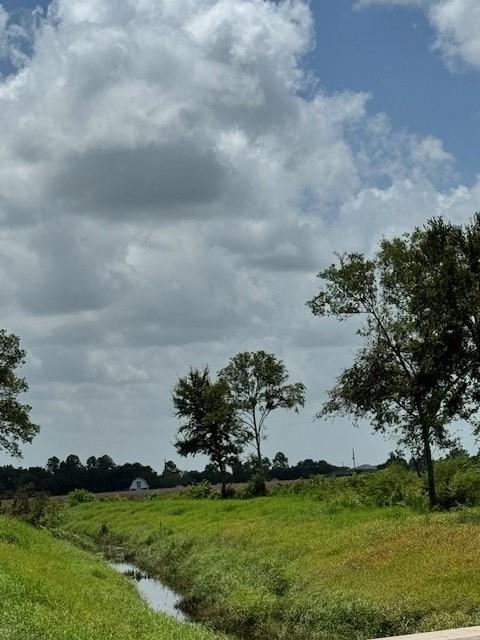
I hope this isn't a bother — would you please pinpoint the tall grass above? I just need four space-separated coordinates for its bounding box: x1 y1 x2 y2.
0 516 225 640
61 493 480 640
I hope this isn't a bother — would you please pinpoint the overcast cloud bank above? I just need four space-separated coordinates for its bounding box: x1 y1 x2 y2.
0 0 479 468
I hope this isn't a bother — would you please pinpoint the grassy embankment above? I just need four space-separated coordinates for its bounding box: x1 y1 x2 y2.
61 494 480 640
0 515 225 640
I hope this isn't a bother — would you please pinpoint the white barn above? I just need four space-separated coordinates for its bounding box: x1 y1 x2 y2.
129 477 150 491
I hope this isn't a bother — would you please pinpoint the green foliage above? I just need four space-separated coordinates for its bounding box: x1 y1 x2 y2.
0 329 39 457
68 488 95 506
62 493 480 640
358 465 422 507
450 469 480 506
219 351 305 477
245 472 268 497
8 483 59 527
308 217 480 507
173 367 249 498
183 481 216 499
0 516 224 640
269 468 429 511
434 456 480 508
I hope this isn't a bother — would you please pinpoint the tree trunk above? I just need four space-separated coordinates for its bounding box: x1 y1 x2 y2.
220 463 227 499
251 410 266 495
255 433 263 474
421 424 437 508
252 411 264 476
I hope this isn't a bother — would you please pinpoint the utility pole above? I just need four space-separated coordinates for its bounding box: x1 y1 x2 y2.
352 448 356 470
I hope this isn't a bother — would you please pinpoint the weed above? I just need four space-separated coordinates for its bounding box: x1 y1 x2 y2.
67 488 95 506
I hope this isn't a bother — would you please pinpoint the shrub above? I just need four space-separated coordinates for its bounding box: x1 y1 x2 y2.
183 481 216 499
453 507 480 525
435 456 480 508
245 473 267 497
357 465 422 507
404 485 429 512
9 483 59 527
450 469 480 506
67 488 95 507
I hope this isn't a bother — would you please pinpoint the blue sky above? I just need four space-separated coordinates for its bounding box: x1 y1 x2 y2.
311 1 479 184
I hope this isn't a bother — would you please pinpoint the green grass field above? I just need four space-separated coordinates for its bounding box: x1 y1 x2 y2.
0 515 225 640
59 494 480 640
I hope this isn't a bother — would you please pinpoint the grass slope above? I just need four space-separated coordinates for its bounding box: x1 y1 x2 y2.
62 496 480 640
0 516 224 640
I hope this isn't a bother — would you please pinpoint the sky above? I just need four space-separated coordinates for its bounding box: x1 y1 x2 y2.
1 0 480 471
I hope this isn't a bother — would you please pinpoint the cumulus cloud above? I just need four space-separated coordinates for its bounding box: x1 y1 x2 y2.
0 0 478 468
429 0 480 69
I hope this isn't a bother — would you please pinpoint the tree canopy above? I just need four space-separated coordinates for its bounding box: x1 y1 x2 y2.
219 350 306 484
308 216 480 507
173 366 249 497
0 329 39 457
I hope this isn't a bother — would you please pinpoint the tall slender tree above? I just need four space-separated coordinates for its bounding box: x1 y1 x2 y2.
173 367 249 498
219 351 305 486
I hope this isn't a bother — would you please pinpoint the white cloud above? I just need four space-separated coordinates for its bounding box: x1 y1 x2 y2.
429 0 480 69
0 0 478 469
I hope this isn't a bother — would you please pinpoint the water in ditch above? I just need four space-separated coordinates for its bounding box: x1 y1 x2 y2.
110 561 187 621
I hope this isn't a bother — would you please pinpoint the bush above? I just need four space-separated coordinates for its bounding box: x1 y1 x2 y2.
450 469 480 506
404 485 429 512
357 465 423 508
8 483 59 527
244 473 267 497
435 456 480 508
67 488 95 507
183 481 216 499
268 467 429 511
452 507 480 525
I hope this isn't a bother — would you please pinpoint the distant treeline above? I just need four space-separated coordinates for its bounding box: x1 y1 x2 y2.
0 451 425 497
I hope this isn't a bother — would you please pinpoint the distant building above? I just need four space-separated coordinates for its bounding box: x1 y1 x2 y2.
129 477 150 491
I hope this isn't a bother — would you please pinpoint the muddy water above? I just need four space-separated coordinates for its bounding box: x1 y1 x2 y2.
110 561 187 621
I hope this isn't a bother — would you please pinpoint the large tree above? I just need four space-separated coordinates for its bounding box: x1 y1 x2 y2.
219 351 306 483
173 367 249 498
308 217 480 507
0 329 39 457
